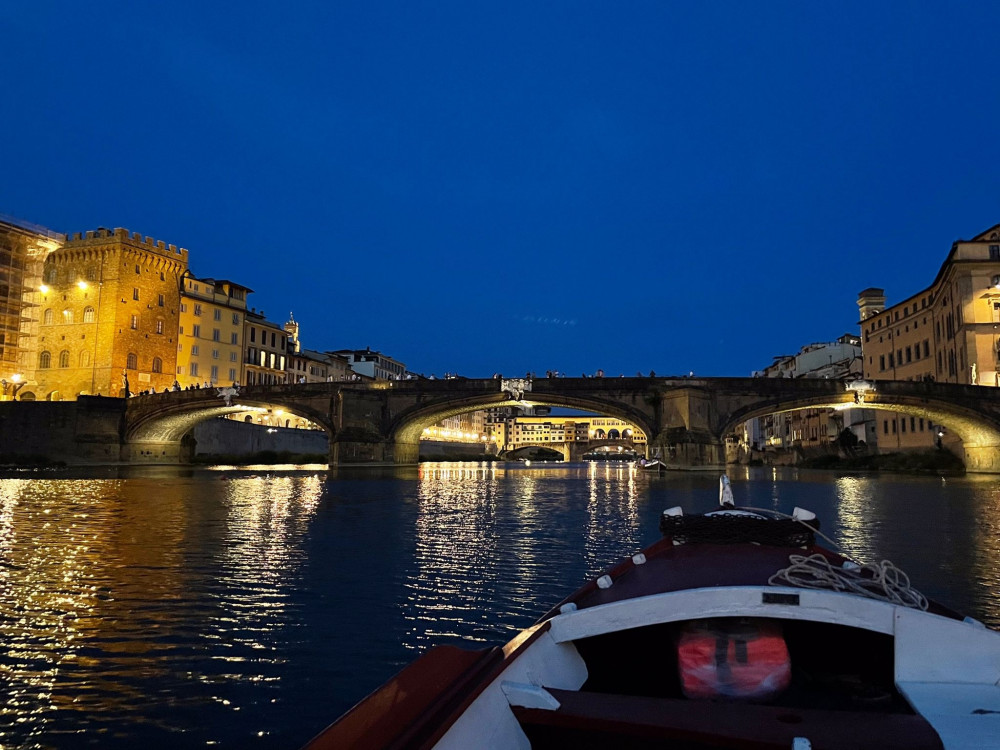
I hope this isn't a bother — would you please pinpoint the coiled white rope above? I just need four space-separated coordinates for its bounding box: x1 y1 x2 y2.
768 553 929 611
717 504 930 610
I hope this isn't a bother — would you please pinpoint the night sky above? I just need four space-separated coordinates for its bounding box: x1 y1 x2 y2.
4 2 999 378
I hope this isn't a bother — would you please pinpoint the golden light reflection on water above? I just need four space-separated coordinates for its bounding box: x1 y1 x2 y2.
403 461 645 654
0 471 324 747
832 475 879 562
585 462 641 571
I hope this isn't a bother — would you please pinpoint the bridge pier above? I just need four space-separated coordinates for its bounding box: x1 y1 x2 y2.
959 445 1000 473
654 429 726 470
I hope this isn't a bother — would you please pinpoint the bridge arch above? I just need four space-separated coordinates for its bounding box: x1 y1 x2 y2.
717 386 1000 472
124 386 335 462
387 391 656 465
502 443 568 460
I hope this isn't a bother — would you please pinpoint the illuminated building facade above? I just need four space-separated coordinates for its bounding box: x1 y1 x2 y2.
0 217 64 394
423 410 488 444
243 310 289 385
743 335 872 458
858 222 1000 450
332 348 406 380
177 274 251 387
33 228 187 399
492 415 646 455
284 315 353 382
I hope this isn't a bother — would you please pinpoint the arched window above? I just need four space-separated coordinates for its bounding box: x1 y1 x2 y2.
59 350 70 368
80 351 91 367
45 267 57 284
83 306 95 323
43 309 53 325
608 429 621 440
39 351 51 368
152 357 162 373
62 308 73 324
126 353 137 370
86 266 97 282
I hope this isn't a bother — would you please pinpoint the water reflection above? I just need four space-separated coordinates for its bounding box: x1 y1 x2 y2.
0 472 323 748
1 464 999 749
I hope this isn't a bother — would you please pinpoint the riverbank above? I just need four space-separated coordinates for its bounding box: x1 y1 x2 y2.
795 449 965 474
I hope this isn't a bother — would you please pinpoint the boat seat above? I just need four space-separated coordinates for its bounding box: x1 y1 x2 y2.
512 688 944 750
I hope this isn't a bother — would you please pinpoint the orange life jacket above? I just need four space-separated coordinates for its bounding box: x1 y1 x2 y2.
677 618 791 701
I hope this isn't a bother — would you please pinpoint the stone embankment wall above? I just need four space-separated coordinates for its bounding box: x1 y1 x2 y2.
0 397 125 463
192 418 328 456
417 440 492 459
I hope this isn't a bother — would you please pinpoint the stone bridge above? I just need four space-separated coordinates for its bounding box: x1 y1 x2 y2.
117 377 1000 472
500 438 641 462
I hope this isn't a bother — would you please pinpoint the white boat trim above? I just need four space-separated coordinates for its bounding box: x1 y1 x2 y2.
547 585 899 644
434 631 586 750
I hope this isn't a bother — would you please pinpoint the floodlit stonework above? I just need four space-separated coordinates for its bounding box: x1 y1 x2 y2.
859 222 1000 451
33 228 187 399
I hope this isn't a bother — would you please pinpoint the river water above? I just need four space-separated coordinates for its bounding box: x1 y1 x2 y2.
1 462 999 749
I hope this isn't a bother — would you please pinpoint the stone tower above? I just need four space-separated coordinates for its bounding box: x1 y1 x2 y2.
34 228 188 399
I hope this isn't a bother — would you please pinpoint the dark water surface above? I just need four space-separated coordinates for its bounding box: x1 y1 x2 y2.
1 462 999 748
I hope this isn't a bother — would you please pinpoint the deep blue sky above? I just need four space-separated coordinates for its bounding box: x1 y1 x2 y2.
4 2 999 377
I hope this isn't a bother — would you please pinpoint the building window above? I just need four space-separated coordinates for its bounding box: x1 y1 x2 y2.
231 332 238 345
45 268 57 284
212 329 220 342
126 353 137 370
80 351 90 367
152 357 162 373
180 303 187 313
230 352 237 362
991 245 1000 261
229 368 236 381
213 309 221 321
158 294 164 307
86 267 96 282
63 309 74 323
44 309 53 325
83 306 95 323
191 345 200 356
194 304 202 317
211 365 219 381
156 320 164 334
212 349 219 359
232 313 240 325
130 314 138 330
133 288 139 300
192 325 201 338
190 362 199 377
250 327 256 343
39 351 51 368
59 350 70 368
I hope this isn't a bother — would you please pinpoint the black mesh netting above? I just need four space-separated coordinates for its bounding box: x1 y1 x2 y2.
660 513 816 547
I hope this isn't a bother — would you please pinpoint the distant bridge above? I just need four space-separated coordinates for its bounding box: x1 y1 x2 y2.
113 377 1000 472
500 438 642 462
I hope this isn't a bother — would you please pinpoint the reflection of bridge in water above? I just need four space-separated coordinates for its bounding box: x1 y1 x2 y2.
112 377 1000 472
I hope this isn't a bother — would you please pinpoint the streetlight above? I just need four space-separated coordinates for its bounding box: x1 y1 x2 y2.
1 374 26 401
